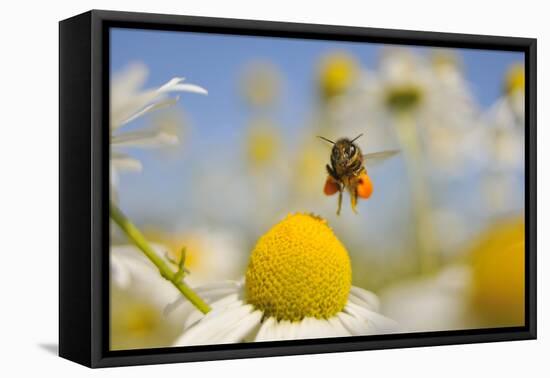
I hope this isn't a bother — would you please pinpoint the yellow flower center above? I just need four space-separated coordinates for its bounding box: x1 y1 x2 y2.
111 290 167 350
318 52 358 101
431 50 461 74
245 120 281 168
121 302 160 337
504 64 525 95
385 83 424 113
470 217 525 327
241 62 281 108
245 213 352 321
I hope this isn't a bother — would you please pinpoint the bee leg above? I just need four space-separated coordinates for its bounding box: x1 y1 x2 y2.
350 190 358 214
326 164 336 178
337 190 343 216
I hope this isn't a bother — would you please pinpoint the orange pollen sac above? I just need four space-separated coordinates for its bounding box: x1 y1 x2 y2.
323 176 340 196
357 173 373 199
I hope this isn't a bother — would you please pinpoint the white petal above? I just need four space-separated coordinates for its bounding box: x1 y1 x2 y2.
197 288 241 301
111 72 206 130
264 318 299 341
271 320 287 340
326 316 352 336
182 293 243 330
345 302 400 333
197 281 241 294
111 91 168 130
111 153 142 172
110 253 131 288
262 317 350 341
169 83 208 95
112 128 179 148
164 281 241 317
349 286 381 311
196 280 244 290
212 309 263 344
276 320 292 340
117 97 178 127
182 297 245 337
254 317 277 342
111 63 148 95
281 321 299 340
157 77 186 92
295 318 322 339
337 311 367 335
182 310 207 330
348 294 368 309
158 77 207 95
292 317 339 340
174 302 252 346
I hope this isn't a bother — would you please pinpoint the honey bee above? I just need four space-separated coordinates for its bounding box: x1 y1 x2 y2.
318 134 399 215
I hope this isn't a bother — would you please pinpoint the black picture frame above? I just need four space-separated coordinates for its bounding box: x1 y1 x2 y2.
59 9 537 368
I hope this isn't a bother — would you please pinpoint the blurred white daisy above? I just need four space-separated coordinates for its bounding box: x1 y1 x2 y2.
313 51 395 153
110 63 207 188
379 216 525 331
481 64 525 215
172 214 398 346
145 227 246 287
377 48 487 175
483 63 525 171
354 48 491 272
379 265 475 332
317 48 485 177
240 61 282 108
110 244 191 350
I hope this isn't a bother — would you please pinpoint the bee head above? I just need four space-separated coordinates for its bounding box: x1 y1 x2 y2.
318 134 362 166
333 139 359 162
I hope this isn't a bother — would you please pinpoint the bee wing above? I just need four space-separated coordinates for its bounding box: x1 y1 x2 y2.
362 150 400 168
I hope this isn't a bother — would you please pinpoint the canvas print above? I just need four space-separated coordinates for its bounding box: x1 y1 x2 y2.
109 28 525 351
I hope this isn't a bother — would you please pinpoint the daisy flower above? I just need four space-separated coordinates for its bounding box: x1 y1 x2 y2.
110 244 192 350
379 264 475 332
110 63 207 188
173 213 398 346
240 61 282 109
352 48 490 272
483 63 525 172
317 51 359 102
379 216 525 331
481 64 525 215
145 227 246 286
373 48 486 175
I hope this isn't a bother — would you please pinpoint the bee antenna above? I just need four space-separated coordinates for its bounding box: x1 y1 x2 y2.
351 133 364 143
317 136 335 145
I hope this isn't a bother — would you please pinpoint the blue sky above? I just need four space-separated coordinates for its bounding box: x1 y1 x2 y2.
110 27 524 229
111 28 524 138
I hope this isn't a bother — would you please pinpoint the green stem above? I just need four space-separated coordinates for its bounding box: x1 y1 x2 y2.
395 112 439 274
110 202 211 314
